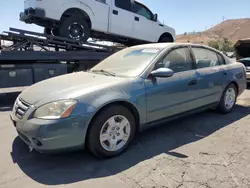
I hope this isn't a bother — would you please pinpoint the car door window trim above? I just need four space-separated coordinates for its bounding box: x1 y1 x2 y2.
190 46 224 70
143 46 196 78
153 46 196 73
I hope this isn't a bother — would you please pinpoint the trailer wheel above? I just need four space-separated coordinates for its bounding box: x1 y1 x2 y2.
59 16 90 42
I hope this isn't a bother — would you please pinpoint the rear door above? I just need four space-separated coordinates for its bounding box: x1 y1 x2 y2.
109 0 134 37
190 46 228 106
132 1 159 42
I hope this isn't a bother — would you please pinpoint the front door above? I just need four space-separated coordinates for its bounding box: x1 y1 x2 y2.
109 0 134 37
132 1 158 42
145 47 198 123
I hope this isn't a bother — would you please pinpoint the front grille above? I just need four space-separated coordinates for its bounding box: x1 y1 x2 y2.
13 98 30 119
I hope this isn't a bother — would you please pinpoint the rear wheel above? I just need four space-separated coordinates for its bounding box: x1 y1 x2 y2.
217 83 237 113
59 16 90 42
87 105 136 158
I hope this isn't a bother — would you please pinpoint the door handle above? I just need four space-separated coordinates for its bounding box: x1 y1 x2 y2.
220 68 227 75
135 16 139 21
188 79 197 86
113 10 118 15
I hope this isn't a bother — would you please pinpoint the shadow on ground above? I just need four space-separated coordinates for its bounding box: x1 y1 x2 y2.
10 103 250 186
0 92 20 111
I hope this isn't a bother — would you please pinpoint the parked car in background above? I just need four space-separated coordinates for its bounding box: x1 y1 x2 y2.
20 0 176 45
10 43 246 158
238 57 250 82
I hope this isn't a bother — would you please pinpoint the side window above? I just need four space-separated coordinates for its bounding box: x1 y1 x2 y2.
134 2 153 20
192 47 221 69
115 0 131 11
96 0 106 3
154 47 194 73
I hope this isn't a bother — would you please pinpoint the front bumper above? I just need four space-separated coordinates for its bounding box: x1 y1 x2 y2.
10 112 91 153
19 8 46 24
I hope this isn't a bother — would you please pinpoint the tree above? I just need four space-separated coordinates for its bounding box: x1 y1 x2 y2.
207 38 234 52
208 40 220 50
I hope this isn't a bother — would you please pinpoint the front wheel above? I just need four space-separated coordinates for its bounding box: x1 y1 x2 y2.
158 36 173 43
59 16 90 42
87 105 136 158
44 28 59 36
217 83 237 113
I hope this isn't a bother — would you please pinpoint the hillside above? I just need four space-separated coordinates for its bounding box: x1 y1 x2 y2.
176 18 250 44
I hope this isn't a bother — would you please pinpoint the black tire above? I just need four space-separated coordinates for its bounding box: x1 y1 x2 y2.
217 83 237 114
87 105 136 158
44 27 52 35
51 28 60 36
44 28 59 36
159 36 173 43
59 16 90 42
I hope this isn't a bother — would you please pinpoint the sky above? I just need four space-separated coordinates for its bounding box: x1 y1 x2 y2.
0 0 249 35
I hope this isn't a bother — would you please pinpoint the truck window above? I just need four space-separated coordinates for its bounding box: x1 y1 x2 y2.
96 0 106 3
115 0 131 11
134 2 153 20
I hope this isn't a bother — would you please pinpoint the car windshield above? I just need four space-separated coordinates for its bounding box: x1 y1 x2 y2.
90 47 164 77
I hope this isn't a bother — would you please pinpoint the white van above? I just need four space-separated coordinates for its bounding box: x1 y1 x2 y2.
20 0 176 45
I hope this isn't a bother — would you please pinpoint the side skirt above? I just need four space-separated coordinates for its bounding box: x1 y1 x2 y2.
140 102 219 132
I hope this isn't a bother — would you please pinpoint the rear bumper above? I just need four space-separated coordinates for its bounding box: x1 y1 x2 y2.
20 8 46 24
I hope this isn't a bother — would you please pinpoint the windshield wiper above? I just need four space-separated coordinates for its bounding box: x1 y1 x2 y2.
91 70 116 77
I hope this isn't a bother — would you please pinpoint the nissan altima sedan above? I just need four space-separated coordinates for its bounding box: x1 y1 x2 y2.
10 43 247 158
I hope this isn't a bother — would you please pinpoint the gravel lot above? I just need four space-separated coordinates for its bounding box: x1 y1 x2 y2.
0 89 250 188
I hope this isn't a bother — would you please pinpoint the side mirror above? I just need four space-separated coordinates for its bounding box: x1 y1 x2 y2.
150 68 174 78
153 14 158 21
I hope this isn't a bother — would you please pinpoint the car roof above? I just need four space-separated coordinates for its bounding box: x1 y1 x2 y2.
130 42 214 49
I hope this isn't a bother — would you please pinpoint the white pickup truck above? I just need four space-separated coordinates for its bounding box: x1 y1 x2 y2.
20 0 176 45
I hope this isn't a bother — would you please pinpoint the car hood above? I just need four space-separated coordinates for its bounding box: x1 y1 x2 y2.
19 72 126 106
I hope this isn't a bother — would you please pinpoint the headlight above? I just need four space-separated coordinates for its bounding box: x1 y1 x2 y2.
33 99 77 120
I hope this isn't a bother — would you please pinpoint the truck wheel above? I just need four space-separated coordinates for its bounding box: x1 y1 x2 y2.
52 28 60 36
59 16 90 42
159 36 173 43
44 28 52 35
44 28 59 36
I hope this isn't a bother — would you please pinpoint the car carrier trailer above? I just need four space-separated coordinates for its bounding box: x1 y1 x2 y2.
0 28 124 90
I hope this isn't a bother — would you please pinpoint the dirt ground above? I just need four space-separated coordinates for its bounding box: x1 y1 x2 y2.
0 89 250 188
